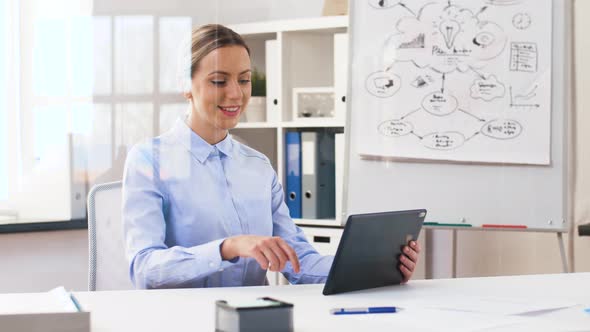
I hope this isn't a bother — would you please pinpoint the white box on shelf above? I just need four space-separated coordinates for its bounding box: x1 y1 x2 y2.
241 96 266 123
292 87 335 122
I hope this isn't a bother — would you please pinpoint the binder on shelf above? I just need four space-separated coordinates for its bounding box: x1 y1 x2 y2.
301 131 336 219
285 131 302 218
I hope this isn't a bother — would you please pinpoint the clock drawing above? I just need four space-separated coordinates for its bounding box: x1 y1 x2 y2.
512 13 532 30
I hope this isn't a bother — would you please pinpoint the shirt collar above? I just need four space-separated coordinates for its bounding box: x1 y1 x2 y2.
171 118 234 163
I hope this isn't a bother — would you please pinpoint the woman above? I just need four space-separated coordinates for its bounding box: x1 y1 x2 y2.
122 24 420 289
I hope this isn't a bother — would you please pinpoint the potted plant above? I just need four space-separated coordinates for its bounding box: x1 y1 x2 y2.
243 68 266 122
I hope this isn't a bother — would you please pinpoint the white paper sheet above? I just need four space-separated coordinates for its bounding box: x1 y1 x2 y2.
422 295 576 316
0 286 78 314
351 0 553 165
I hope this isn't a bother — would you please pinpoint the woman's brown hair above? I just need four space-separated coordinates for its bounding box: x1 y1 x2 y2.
189 24 250 78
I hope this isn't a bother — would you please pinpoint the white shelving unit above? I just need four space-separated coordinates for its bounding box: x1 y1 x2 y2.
229 18 348 285
229 17 349 227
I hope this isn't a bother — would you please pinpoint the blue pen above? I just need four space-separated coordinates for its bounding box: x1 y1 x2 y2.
69 293 83 312
331 307 397 315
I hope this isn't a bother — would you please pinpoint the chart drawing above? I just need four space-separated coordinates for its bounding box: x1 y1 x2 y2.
359 0 552 165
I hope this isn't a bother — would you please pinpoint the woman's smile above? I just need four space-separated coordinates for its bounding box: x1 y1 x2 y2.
218 105 241 117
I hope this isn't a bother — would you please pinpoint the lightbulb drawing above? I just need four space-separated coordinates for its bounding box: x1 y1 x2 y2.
439 20 461 49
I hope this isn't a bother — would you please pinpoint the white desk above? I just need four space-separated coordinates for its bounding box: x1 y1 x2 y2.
3 273 590 331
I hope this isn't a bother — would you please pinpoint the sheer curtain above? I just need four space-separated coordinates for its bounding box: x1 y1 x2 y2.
0 0 7 201
0 0 19 217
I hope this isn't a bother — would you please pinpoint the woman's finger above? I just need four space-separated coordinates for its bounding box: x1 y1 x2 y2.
260 246 280 272
399 264 411 284
251 249 269 271
410 241 421 254
268 241 288 271
404 245 419 263
400 254 416 271
276 238 300 273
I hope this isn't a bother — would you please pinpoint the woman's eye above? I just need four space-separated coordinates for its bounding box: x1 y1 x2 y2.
239 79 251 85
211 80 226 86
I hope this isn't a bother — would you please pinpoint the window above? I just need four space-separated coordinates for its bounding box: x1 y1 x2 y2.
0 0 10 201
8 13 192 222
1 7 192 222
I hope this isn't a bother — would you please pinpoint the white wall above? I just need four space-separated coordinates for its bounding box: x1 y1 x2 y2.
0 230 88 293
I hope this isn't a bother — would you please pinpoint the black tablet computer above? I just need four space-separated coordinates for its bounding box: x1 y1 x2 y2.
322 209 426 295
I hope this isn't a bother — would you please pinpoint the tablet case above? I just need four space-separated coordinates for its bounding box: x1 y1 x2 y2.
322 209 426 295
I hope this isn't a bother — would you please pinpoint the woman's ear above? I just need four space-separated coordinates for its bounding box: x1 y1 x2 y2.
183 91 192 101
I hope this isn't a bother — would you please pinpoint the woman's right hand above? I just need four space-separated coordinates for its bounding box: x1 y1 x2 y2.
221 235 301 273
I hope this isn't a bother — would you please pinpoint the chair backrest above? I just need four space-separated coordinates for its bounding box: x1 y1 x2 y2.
87 181 134 291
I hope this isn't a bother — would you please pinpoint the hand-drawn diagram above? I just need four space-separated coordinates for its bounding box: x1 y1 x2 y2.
383 2 508 74
510 85 540 108
510 42 538 72
359 0 552 164
411 75 434 88
365 71 402 98
481 119 523 139
470 75 506 101
421 92 459 117
514 84 538 100
512 13 532 30
423 132 466 150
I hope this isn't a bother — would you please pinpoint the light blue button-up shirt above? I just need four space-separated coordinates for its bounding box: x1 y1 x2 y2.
122 119 334 289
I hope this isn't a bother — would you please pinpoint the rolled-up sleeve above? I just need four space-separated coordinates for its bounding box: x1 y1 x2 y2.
269 170 334 284
122 144 237 289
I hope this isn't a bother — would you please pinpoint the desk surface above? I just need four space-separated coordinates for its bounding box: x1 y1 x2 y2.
3 273 590 332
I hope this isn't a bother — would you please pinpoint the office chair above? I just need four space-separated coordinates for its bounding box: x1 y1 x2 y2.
87 181 134 291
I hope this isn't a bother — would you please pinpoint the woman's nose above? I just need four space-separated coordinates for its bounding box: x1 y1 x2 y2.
225 80 243 100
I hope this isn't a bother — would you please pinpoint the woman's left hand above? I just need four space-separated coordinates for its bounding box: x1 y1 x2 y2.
399 240 420 284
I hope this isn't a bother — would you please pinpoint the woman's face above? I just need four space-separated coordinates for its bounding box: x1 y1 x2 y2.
188 45 251 142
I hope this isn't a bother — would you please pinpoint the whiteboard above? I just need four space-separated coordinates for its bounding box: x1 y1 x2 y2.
343 0 572 231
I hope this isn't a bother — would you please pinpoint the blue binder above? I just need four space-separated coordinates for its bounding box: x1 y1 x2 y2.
285 132 302 218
